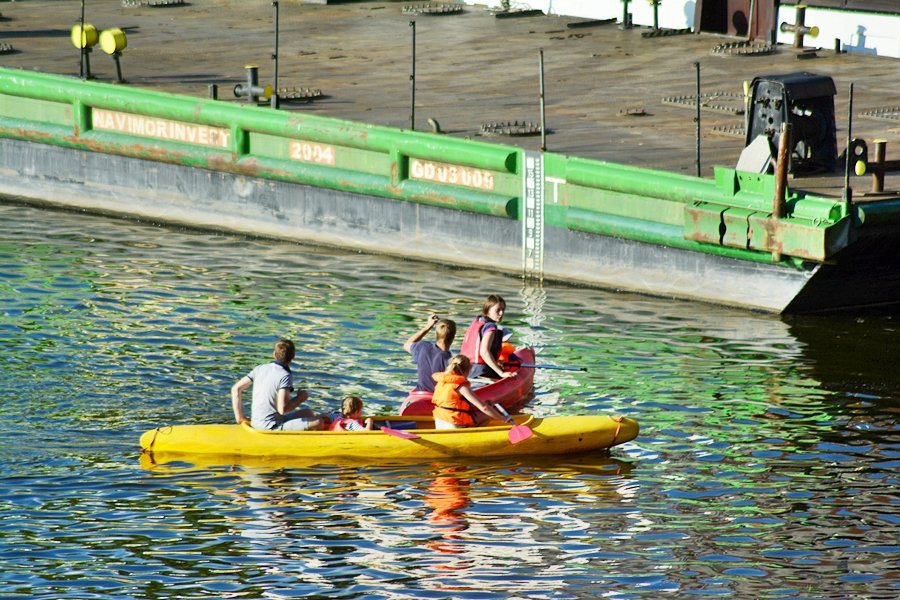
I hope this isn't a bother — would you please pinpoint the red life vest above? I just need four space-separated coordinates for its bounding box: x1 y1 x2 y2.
431 372 475 426
460 317 490 364
329 417 362 431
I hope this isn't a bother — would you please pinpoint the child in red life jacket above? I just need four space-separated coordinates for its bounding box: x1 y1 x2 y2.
329 396 374 432
459 294 518 380
432 355 507 430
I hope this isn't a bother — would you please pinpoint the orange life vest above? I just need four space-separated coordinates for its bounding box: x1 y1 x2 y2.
499 342 517 365
431 372 475 426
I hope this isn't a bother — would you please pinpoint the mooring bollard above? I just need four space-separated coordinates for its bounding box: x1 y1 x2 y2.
780 4 820 49
855 139 900 195
234 65 273 104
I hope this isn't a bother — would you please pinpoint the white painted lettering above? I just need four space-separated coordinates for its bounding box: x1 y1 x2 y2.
91 108 231 148
409 158 495 191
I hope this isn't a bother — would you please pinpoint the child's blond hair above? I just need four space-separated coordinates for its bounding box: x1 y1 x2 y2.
446 354 471 376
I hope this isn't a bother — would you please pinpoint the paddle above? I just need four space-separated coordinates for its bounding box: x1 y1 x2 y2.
494 404 533 444
380 426 420 440
507 362 586 372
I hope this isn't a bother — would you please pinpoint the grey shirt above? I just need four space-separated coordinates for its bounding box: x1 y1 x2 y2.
247 361 293 430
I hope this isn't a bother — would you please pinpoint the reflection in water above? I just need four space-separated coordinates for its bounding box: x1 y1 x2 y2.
426 465 470 536
2 203 898 598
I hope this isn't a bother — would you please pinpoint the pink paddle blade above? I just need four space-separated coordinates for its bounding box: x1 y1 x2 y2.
381 426 420 440
508 424 533 444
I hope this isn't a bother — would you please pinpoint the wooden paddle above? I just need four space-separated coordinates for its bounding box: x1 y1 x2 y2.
495 404 533 444
380 426 420 439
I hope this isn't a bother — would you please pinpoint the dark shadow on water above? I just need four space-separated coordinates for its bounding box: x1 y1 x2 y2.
785 312 900 401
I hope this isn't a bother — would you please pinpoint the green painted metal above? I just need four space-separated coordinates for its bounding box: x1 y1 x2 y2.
566 207 792 264
0 67 858 264
0 67 519 218
855 198 900 226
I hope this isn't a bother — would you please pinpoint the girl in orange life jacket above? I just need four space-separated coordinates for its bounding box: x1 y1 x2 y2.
459 294 517 380
432 355 507 430
329 396 374 431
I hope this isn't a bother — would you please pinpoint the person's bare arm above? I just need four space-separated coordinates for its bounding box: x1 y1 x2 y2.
231 376 252 423
479 330 514 379
403 313 439 353
284 388 309 412
459 385 505 422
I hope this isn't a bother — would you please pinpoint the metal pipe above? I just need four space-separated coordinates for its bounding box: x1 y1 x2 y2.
695 61 701 177
80 0 86 79
793 5 807 48
539 48 546 152
772 122 792 262
271 1 280 109
774 122 791 220
747 0 756 41
843 83 854 207
409 20 416 131
872 139 886 194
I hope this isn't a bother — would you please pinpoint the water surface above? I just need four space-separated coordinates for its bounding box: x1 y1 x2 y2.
1 202 897 599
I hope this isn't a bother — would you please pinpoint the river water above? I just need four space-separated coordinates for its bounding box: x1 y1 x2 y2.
1 201 897 599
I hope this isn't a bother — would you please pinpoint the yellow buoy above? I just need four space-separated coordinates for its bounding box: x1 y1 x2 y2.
99 28 127 55
70 24 98 49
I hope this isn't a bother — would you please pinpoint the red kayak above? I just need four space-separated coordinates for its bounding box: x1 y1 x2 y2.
399 347 536 416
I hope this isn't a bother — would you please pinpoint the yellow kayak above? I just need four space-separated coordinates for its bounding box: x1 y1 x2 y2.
139 414 638 461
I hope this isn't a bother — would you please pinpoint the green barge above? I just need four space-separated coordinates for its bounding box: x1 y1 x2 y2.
1 67 898 313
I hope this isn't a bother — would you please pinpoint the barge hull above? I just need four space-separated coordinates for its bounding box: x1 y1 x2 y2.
1 136 822 313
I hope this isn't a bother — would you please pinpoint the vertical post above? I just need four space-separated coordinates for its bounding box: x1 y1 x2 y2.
621 0 631 29
652 0 659 31
113 53 124 83
772 122 792 262
80 0 86 79
409 20 416 131
539 48 546 152
271 1 280 109
843 82 854 207
695 61 701 177
793 5 807 49
872 140 886 194
747 0 756 40
774 122 791 220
